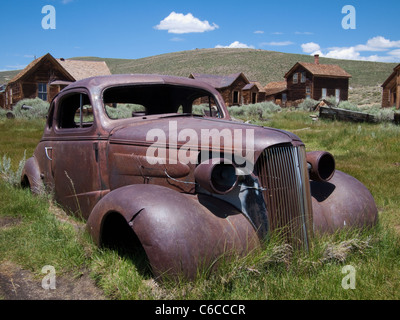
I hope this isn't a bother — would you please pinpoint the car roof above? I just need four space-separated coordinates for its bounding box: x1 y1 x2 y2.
62 74 221 94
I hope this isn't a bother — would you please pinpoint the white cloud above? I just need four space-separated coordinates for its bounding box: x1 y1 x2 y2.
295 31 313 35
5 64 27 70
170 37 184 42
388 49 400 58
254 30 264 34
271 32 284 35
261 41 294 46
301 42 320 53
301 36 400 62
215 41 255 49
155 12 219 34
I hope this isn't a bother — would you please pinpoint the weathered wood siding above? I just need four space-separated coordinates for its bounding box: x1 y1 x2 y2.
0 93 4 109
242 87 259 105
286 67 313 101
313 77 349 101
381 69 399 109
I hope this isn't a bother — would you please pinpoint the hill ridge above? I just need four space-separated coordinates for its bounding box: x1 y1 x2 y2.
1 48 397 87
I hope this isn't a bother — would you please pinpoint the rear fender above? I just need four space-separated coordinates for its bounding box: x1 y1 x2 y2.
87 184 259 279
311 170 378 234
21 157 44 194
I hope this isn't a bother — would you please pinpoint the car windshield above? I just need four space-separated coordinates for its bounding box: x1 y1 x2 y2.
102 84 223 120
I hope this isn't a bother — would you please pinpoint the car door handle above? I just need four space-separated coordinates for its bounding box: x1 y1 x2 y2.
45 147 53 161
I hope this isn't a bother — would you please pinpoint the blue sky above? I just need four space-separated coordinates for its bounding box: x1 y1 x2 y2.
1 0 400 72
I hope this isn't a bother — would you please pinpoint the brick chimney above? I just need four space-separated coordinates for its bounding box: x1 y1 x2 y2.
314 54 319 65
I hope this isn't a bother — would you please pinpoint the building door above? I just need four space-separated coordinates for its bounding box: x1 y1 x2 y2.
233 91 239 105
252 92 257 104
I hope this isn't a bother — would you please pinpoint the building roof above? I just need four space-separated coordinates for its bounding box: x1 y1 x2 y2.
7 53 111 84
189 72 249 89
381 63 400 88
56 58 111 81
242 83 255 90
264 81 287 96
285 62 352 79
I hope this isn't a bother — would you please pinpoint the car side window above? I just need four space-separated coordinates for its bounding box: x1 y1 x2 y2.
191 95 220 117
57 93 93 129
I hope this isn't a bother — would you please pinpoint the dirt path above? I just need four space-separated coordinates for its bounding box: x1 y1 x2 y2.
0 260 105 300
0 213 106 300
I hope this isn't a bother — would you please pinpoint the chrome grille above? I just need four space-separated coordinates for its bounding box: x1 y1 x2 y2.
255 144 313 249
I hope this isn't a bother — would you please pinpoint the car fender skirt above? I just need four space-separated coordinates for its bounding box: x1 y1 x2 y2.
311 170 378 234
87 184 260 279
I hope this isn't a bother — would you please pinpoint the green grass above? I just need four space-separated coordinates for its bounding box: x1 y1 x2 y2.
1 111 400 300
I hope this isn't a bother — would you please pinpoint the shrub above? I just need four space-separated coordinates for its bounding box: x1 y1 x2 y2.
228 105 246 117
0 108 8 118
12 98 50 119
297 99 319 111
242 101 281 119
337 100 359 111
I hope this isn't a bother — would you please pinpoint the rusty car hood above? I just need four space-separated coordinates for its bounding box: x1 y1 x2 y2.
108 115 303 153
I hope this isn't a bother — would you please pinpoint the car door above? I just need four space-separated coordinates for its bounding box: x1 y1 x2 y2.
50 90 104 219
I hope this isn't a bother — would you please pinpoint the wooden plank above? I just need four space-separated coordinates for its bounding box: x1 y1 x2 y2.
319 106 378 123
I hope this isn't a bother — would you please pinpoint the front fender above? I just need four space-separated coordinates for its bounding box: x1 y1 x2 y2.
311 170 378 234
21 157 43 194
87 184 260 279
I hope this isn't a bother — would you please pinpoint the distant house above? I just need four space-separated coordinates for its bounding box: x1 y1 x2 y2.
264 81 288 107
0 84 5 109
189 72 264 106
243 81 266 105
284 55 351 104
0 53 111 109
381 64 400 109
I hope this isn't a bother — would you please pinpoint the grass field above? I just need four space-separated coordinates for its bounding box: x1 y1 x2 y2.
1 108 400 300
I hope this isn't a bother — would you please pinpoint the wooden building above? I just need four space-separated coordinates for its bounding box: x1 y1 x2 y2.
189 73 265 106
0 53 111 109
284 55 351 104
242 81 266 105
264 81 288 107
381 64 400 109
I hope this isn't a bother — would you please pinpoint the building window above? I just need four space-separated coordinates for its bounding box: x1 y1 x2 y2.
282 93 287 103
301 72 306 83
293 73 298 84
306 86 311 99
335 89 341 103
322 88 327 99
38 83 47 101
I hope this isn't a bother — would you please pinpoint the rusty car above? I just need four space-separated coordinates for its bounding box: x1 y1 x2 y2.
21 74 378 279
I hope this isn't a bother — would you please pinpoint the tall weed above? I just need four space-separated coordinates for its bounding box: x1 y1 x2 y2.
0 151 26 187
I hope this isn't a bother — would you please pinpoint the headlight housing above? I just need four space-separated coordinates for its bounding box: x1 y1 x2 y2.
194 159 238 194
